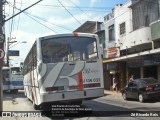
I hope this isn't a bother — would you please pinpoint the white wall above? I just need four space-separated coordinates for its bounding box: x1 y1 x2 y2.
104 19 115 49
114 1 132 50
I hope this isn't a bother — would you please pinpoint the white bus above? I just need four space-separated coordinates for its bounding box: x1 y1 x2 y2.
2 67 23 93
23 33 104 109
10 67 24 92
2 67 10 91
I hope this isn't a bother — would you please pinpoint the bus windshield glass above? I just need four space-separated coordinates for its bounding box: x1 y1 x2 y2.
41 36 98 63
11 67 22 75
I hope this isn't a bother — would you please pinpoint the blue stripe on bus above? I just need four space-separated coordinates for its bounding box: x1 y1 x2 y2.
3 81 10 85
11 81 23 86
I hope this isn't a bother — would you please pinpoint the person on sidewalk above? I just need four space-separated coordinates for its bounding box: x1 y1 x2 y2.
112 77 118 92
129 75 134 83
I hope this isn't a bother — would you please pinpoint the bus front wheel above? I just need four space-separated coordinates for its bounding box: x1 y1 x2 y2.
33 104 41 110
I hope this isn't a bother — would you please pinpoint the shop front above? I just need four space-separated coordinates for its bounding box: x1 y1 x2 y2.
103 49 160 91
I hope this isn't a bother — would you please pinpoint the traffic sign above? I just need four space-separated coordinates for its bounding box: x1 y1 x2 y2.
0 34 5 43
8 50 19 56
0 48 5 59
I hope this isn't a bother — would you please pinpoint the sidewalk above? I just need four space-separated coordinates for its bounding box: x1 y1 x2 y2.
104 90 122 100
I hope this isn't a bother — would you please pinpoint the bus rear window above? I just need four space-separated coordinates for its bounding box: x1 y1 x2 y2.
41 36 98 63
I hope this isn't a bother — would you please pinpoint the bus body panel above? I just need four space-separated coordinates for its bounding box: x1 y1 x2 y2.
10 74 24 90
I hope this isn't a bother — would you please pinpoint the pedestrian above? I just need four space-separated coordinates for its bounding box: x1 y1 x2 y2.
129 75 134 83
112 77 118 92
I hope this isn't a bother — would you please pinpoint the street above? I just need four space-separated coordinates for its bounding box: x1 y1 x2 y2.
1 90 160 120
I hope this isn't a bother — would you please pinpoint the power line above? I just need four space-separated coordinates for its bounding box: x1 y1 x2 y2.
24 13 58 33
15 0 23 38
68 0 93 20
10 2 113 10
8 3 58 33
7 3 73 32
57 0 81 25
10 0 15 38
5 0 44 22
27 13 73 32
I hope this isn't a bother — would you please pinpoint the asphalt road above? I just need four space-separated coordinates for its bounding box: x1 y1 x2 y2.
1 90 160 120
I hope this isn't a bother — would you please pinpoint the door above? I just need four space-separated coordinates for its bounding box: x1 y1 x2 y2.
130 83 139 99
126 82 138 98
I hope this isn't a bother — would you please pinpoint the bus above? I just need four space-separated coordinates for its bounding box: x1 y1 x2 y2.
2 67 10 91
2 67 24 93
23 33 104 109
10 67 24 92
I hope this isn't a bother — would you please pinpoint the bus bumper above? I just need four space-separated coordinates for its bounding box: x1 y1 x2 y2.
40 88 104 103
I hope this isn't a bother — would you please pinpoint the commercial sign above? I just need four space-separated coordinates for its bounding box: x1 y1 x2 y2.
0 48 5 59
8 50 19 56
107 47 120 59
144 54 160 65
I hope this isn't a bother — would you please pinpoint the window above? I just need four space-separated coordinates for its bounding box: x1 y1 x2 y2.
23 41 37 75
119 22 126 35
41 36 98 63
108 24 115 41
11 67 21 75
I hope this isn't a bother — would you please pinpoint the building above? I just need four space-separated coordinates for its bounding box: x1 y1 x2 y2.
74 21 105 56
103 1 132 90
103 0 160 90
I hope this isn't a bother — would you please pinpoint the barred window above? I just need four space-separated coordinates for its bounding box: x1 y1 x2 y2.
109 24 115 41
119 22 126 35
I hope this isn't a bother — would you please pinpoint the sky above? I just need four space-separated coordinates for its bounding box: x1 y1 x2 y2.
4 0 128 66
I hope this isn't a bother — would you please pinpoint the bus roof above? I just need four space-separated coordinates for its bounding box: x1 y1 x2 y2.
39 32 98 41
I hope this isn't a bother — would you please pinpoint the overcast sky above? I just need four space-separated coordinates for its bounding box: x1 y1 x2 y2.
4 0 128 66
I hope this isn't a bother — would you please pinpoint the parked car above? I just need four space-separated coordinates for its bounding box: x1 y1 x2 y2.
121 78 160 102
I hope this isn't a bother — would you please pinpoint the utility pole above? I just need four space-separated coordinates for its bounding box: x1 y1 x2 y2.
0 0 44 112
0 0 5 112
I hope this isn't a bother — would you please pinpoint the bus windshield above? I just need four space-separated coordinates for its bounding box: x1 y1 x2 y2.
41 36 98 63
11 67 22 75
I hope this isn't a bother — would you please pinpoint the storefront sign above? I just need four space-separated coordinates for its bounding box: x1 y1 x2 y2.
143 54 160 65
8 50 19 56
144 55 154 65
107 63 119 70
154 54 160 64
107 47 120 59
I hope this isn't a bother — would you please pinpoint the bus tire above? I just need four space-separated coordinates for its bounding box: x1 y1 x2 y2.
33 104 41 110
32 94 41 110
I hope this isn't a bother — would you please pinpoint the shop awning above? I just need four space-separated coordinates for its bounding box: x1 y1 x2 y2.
103 48 160 63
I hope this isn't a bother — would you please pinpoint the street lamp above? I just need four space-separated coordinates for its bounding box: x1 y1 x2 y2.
6 38 27 66
9 41 27 49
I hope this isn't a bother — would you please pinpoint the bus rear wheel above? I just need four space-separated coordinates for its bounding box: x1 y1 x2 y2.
33 104 41 110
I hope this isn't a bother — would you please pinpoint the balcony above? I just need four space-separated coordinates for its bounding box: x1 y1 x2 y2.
151 20 160 41
129 27 151 47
